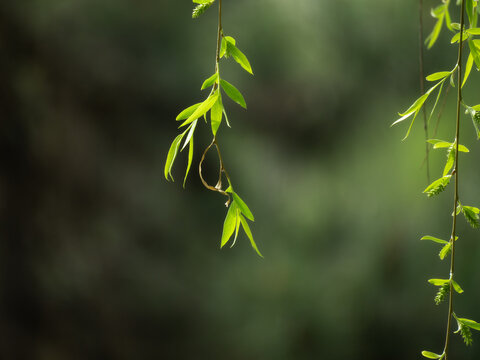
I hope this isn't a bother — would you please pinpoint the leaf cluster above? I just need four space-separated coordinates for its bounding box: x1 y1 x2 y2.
221 188 262 257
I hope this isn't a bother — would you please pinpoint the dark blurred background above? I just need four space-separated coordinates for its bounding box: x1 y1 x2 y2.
1 1 480 359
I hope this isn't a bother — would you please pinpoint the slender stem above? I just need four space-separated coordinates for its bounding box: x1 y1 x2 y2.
198 0 232 204
443 1 465 358
215 0 222 72
418 0 430 184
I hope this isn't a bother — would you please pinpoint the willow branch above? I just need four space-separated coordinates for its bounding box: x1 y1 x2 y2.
419 0 430 184
443 1 465 358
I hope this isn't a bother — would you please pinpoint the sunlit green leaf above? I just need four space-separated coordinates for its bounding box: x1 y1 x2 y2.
458 318 480 331
444 145 455 176
211 94 223 136
227 42 253 75
221 202 238 248
183 133 194 187
239 214 263 257
421 350 442 359
420 235 449 244
220 79 247 109
426 13 445 49
469 40 480 69
426 71 451 81
451 279 464 294
176 103 202 121
181 120 198 151
463 53 474 88
231 192 254 221
439 242 452 260
201 73 218 90
451 31 469 44
428 279 450 286
165 132 186 181
179 91 219 127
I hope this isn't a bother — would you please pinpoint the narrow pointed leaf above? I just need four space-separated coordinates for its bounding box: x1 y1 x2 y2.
220 79 247 109
458 318 480 331
183 134 194 188
464 53 474 88
240 214 263 257
164 133 186 181
427 14 444 49
451 279 464 294
227 43 253 75
420 235 449 244
179 91 219 127
428 279 450 286
221 202 238 248
201 73 218 90
469 40 480 69
181 120 198 151
220 37 227 58
421 351 442 359
439 242 452 260
231 208 241 248
211 94 223 136
231 192 254 221
426 71 451 81
176 103 202 121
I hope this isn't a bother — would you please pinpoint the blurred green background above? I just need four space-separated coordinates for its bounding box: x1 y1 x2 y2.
1 0 480 359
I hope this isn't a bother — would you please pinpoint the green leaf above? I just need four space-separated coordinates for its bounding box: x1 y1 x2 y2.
231 191 254 221
179 91 219 127
458 318 480 331
468 40 480 69
426 71 451 81
421 350 442 359
239 214 263 257
428 139 452 148
420 235 449 244
463 53 474 88
426 13 445 49
164 132 186 181
443 145 455 176
451 31 468 44
451 279 464 294
224 36 236 45
220 79 247 109
427 81 444 124
466 0 475 26
181 120 198 151
221 202 238 248
219 37 227 58
227 42 253 75
398 93 429 117
183 133 194 188
176 103 202 121
423 175 451 197
428 279 450 286
466 105 480 139
231 208 241 247
439 242 452 260
466 27 480 35
451 23 461 31
201 73 218 90
210 94 223 136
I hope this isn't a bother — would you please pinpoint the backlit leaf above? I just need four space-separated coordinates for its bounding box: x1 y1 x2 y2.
220 79 247 109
